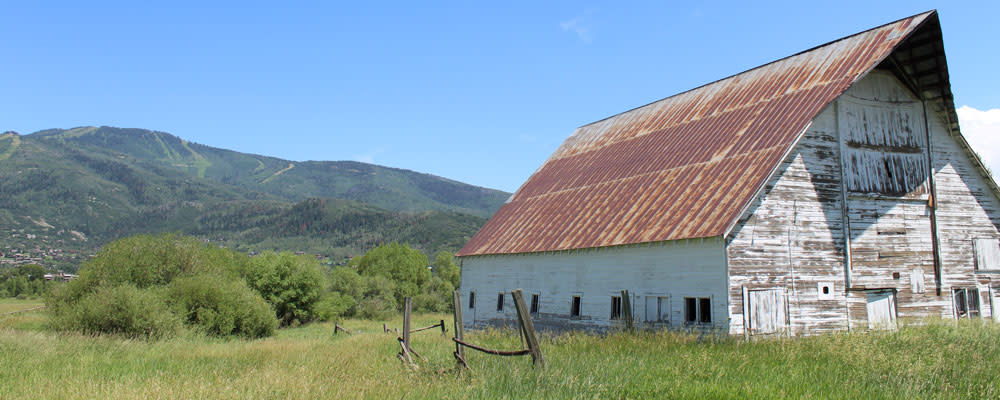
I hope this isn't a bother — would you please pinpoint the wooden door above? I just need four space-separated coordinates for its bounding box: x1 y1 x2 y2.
866 290 897 330
747 289 787 335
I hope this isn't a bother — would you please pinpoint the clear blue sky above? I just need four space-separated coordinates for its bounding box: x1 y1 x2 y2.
3 1 998 192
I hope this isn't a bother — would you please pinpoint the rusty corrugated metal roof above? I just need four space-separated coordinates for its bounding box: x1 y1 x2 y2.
457 11 935 257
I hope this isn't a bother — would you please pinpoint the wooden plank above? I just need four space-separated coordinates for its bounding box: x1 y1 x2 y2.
453 290 466 365
621 290 634 332
512 289 544 368
402 297 412 352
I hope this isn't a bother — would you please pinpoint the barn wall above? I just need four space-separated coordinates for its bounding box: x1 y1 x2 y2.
458 237 728 332
728 69 1000 335
726 102 850 336
929 91 1000 319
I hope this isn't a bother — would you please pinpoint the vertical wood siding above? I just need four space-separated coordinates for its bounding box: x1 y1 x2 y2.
459 238 728 332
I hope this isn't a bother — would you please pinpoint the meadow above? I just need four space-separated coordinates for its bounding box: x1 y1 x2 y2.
1 299 998 399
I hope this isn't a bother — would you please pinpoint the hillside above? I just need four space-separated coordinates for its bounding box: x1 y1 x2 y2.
0 127 506 270
30 127 508 217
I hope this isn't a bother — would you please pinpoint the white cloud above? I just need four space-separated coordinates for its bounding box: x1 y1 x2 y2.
352 147 384 164
560 15 593 43
957 105 1000 175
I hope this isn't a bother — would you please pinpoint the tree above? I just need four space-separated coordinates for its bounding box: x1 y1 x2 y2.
241 251 325 327
432 251 460 288
353 243 429 307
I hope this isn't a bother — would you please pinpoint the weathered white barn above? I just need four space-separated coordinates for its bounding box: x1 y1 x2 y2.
456 10 1000 335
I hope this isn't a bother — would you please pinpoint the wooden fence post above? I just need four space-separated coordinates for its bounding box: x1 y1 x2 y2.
511 289 544 368
621 290 634 332
403 297 412 351
453 290 467 368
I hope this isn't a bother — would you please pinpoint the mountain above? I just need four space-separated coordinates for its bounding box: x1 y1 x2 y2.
0 128 507 271
30 127 508 217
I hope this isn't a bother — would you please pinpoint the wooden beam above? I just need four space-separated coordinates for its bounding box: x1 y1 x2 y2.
512 289 544 368
402 297 412 353
621 290 634 332
452 290 466 367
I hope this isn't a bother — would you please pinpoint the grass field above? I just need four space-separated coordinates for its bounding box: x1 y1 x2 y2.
1 299 998 399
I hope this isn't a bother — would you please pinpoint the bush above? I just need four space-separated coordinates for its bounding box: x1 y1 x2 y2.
314 292 355 321
49 285 181 340
166 275 277 338
46 233 281 340
240 251 325 327
353 243 429 307
57 233 248 304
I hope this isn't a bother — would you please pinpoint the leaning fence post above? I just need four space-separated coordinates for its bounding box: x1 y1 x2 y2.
512 289 544 368
453 290 467 368
621 290 634 332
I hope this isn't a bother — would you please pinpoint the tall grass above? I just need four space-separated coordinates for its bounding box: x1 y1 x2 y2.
1 301 998 399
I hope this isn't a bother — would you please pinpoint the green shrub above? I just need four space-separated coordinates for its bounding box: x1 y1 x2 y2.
49 285 181 340
314 292 355 321
413 276 454 313
58 233 249 304
240 251 325 327
353 243 430 307
166 274 277 338
432 251 460 288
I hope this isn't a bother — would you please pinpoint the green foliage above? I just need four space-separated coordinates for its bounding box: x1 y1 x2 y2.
432 251 460 288
48 285 181 340
165 275 277 338
69 233 245 295
313 292 355 321
0 264 53 299
413 276 455 313
356 275 397 319
354 243 429 306
46 233 282 339
240 251 324 327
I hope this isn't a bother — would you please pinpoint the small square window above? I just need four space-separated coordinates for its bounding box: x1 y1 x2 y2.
818 282 835 300
571 296 581 317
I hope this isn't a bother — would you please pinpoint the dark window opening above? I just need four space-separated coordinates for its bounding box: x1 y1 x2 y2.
699 298 712 324
530 294 539 314
496 292 504 312
468 292 475 309
954 288 980 318
822 286 830 294
571 296 581 317
684 297 712 325
684 298 697 323
610 296 622 320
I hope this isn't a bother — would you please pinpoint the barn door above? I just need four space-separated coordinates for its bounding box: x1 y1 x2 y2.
746 289 788 335
865 290 897 330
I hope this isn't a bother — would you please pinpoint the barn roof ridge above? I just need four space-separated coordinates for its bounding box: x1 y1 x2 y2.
458 10 949 257
576 10 936 131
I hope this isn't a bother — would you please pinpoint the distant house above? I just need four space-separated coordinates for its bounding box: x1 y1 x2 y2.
456 10 1000 335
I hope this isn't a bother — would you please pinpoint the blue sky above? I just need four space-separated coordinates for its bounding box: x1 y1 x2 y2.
3 1 998 192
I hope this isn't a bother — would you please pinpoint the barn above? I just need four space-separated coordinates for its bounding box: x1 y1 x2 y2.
455 10 1000 336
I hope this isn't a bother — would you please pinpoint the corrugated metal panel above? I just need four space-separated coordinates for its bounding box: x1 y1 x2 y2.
458 11 933 257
